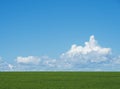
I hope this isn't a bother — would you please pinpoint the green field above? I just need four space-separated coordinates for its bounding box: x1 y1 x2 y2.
0 72 120 89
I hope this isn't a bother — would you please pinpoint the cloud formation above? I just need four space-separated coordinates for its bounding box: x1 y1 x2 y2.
16 56 40 65
0 57 13 71
61 35 111 63
1 35 120 71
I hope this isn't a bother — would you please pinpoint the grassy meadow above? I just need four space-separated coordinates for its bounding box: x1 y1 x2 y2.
0 72 120 89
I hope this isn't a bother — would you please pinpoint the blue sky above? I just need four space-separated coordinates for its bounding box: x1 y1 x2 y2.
0 0 120 71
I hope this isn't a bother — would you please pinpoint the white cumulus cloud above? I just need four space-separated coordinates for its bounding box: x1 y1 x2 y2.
61 35 111 63
0 57 13 71
16 56 41 65
8 64 14 70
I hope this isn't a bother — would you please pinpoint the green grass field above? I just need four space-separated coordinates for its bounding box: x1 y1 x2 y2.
0 72 120 89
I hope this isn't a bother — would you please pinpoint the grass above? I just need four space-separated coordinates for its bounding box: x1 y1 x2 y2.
0 72 120 89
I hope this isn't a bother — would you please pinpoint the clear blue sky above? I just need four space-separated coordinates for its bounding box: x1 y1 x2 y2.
0 0 120 63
